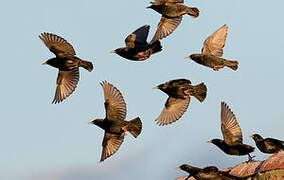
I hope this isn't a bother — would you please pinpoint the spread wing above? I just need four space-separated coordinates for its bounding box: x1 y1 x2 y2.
125 25 149 49
150 16 182 43
155 97 190 126
52 69 79 104
100 132 124 162
100 81 126 121
39 32 76 57
220 102 243 145
202 24 228 57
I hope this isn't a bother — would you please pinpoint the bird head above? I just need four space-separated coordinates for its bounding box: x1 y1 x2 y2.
88 119 105 129
207 139 223 145
185 54 200 62
110 48 125 56
42 58 57 67
250 134 263 141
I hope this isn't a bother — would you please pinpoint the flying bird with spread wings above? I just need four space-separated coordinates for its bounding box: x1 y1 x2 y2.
111 25 162 61
186 24 238 71
88 81 142 162
207 102 255 161
39 33 93 104
147 0 199 43
153 79 206 126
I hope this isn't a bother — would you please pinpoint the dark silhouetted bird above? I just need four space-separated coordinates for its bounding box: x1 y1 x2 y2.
250 134 284 154
153 79 206 126
207 102 255 161
40 32 93 104
176 164 244 180
111 25 162 61
147 0 199 43
185 24 238 71
88 81 142 162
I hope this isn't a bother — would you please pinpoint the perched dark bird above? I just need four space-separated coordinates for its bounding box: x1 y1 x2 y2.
153 79 207 126
176 164 244 180
111 25 162 61
40 33 93 104
207 102 255 161
250 134 284 154
185 24 238 71
88 81 142 162
147 0 199 43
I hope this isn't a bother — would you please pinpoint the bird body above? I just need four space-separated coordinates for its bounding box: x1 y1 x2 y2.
148 0 199 43
154 79 207 126
186 24 238 71
39 32 93 104
88 81 142 161
251 134 284 154
188 54 238 71
208 102 255 160
112 25 162 61
176 164 243 180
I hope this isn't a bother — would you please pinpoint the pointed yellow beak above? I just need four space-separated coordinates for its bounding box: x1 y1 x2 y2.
207 140 212 143
152 86 159 89
185 56 191 59
42 61 47 65
175 166 181 170
88 122 93 124
249 135 253 138
110 50 116 53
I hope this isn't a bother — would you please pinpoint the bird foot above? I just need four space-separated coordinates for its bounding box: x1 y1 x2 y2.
138 57 146 61
184 89 192 95
138 52 144 56
213 65 224 71
247 154 256 162
121 132 126 136
122 126 127 132
183 95 190 99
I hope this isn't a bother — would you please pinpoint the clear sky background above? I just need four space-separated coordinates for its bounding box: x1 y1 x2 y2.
1 0 284 179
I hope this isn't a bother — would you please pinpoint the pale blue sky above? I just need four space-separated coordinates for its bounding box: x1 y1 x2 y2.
1 0 284 179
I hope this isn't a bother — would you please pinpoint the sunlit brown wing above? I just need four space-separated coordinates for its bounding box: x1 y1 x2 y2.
155 97 190 126
39 32 76 57
151 0 183 5
100 81 126 121
202 24 228 57
100 132 124 162
52 69 79 104
220 101 243 145
150 16 182 43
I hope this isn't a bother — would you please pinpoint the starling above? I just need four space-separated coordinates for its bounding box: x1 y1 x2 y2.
111 25 162 61
250 134 284 154
147 0 199 43
88 81 142 162
185 24 238 71
153 79 207 126
207 102 255 161
176 164 244 180
39 32 93 104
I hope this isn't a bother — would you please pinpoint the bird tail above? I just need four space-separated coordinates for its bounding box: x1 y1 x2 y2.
150 40 162 54
192 83 207 102
79 60 93 72
187 7 199 18
224 60 238 71
127 117 142 138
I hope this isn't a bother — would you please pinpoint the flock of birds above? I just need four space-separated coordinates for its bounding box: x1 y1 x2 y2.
39 0 283 179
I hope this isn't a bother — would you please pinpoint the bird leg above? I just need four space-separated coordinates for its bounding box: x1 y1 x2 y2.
247 154 255 162
138 57 146 61
213 65 223 71
138 52 145 56
121 126 127 136
183 89 192 98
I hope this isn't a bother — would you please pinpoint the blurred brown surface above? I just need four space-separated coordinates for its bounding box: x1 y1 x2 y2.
175 153 284 180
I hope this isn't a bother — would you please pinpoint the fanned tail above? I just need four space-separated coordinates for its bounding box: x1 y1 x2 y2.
224 60 238 71
192 83 207 102
127 117 142 138
187 7 199 18
79 60 93 72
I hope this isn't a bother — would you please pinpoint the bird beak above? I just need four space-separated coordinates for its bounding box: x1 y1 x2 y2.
88 122 93 125
185 56 191 59
110 50 116 53
207 140 212 143
175 166 181 170
152 86 159 89
249 135 253 138
42 61 47 65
